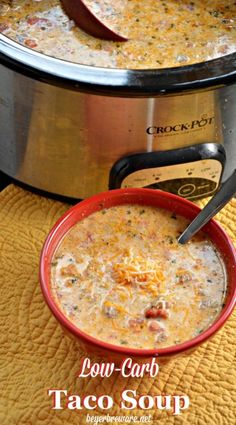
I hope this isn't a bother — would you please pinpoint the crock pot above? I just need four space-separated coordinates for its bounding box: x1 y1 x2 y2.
0 34 235 200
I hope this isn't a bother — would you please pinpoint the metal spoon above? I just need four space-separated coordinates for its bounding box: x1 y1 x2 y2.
61 0 128 41
178 169 236 245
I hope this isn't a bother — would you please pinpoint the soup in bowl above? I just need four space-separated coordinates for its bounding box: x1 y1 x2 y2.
39 189 236 362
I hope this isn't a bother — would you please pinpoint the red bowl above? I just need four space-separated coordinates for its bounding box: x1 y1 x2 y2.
39 188 236 363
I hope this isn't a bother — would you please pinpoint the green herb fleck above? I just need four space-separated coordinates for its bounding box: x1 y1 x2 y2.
210 10 220 17
167 236 174 244
71 278 77 284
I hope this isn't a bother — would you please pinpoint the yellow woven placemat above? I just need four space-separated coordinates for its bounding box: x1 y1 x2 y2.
0 184 235 425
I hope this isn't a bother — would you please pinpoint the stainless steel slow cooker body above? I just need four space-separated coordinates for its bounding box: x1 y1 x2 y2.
0 34 235 199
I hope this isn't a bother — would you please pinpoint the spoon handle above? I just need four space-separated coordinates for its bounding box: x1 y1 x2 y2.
178 169 236 245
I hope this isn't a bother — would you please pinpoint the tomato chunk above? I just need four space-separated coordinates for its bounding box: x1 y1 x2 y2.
0 23 9 33
24 39 38 48
145 307 169 319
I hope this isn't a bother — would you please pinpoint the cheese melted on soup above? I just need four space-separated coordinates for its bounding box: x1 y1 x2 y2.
0 1 235 68
51 205 227 349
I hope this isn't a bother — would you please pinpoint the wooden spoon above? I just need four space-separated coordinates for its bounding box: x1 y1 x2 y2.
61 0 128 41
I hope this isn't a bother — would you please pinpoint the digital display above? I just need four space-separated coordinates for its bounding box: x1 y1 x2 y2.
144 177 217 200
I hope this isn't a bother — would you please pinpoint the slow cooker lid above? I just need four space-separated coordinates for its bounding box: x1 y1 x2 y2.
0 34 236 96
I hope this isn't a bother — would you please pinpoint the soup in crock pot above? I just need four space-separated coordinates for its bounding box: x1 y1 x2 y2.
0 1 235 68
50 204 227 349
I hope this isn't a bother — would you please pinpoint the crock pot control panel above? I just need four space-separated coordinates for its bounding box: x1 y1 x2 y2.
109 143 226 200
